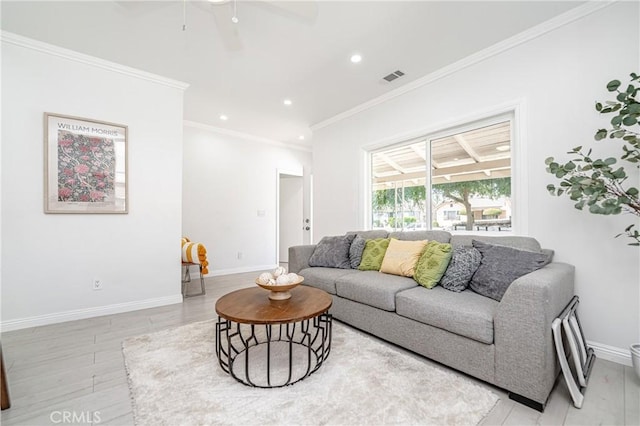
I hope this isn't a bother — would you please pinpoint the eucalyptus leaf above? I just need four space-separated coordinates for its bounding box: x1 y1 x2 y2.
611 115 623 126
607 79 621 91
612 168 626 179
589 204 601 214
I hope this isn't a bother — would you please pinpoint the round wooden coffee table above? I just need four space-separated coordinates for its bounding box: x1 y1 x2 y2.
215 285 332 388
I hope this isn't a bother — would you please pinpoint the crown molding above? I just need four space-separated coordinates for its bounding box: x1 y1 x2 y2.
310 0 616 132
183 120 313 153
1 31 190 91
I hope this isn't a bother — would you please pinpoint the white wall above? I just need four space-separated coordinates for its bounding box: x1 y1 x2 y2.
311 3 639 359
1 34 187 329
182 123 312 275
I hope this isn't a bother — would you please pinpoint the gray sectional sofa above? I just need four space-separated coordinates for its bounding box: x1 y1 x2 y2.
289 230 575 410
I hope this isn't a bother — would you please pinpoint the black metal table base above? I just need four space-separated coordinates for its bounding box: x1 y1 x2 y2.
215 313 332 388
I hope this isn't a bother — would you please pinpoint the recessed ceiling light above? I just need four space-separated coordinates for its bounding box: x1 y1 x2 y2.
219 114 228 121
299 135 305 140
283 99 292 106
350 54 362 64
453 158 459 161
496 145 510 152
208 0 230 4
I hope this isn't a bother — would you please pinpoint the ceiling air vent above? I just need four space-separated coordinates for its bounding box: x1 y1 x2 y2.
383 70 405 82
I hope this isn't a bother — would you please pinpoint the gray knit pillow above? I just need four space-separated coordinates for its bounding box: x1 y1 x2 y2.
349 235 366 269
470 240 550 301
440 246 482 292
309 234 356 269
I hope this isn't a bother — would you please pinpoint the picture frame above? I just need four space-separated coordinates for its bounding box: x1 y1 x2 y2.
44 113 128 214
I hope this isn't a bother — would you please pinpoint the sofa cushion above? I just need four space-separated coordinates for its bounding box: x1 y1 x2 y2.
358 238 390 271
335 271 417 311
440 246 482 292
349 235 366 269
389 230 451 243
308 234 355 269
396 286 498 344
470 240 551 301
380 238 427 277
347 230 389 240
413 241 453 289
299 267 359 295
450 235 541 252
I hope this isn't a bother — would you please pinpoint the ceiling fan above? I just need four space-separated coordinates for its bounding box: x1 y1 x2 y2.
116 0 318 52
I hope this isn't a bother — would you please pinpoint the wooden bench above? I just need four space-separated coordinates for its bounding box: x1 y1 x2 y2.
453 219 512 231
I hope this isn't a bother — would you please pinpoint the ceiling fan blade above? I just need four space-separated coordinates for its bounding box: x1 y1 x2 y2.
113 0 171 16
255 0 318 23
192 1 243 51
212 3 243 51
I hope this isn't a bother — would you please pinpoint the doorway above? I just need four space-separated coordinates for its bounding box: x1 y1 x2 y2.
277 172 304 265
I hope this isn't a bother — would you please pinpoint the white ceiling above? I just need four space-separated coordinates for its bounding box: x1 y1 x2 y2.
1 1 583 146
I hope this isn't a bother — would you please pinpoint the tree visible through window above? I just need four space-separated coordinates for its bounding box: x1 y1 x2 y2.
371 120 512 232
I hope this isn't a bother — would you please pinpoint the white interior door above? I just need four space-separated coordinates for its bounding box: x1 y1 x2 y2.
278 174 304 263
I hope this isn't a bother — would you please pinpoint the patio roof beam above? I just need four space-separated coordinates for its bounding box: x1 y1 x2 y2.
372 159 510 184
453 134 482 163
432 158 510 177
378 152 407 174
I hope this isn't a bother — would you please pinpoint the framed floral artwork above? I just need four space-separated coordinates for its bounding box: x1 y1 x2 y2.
44 113 128 214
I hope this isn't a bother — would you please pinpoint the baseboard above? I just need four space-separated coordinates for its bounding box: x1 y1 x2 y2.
206 264 279 277
587 340 632 367
0 295 183 332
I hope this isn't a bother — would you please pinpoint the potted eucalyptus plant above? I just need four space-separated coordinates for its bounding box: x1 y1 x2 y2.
545 72 639 378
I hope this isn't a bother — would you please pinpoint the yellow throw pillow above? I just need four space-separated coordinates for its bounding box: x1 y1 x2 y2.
380 238 427 277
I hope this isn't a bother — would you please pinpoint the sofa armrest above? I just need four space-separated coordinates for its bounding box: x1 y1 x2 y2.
288 245 316 273
494 262 575 404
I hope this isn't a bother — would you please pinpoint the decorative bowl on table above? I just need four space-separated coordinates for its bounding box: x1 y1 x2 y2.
255 269 304 300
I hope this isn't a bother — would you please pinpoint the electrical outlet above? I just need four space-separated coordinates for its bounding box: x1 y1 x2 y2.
237 252 243 260
93 279 103 291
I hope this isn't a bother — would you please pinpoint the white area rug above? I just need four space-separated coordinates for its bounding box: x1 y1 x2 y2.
123 320 499 425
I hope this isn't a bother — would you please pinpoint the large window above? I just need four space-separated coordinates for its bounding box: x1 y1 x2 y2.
370 119 512 232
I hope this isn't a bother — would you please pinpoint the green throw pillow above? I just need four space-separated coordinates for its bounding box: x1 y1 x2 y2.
358 238 390 271
414 241 453 289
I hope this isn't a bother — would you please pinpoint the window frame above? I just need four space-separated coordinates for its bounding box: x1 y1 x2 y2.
365 106 525 234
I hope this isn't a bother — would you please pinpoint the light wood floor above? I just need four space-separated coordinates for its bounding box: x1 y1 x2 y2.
1 271 638 425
